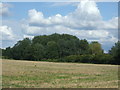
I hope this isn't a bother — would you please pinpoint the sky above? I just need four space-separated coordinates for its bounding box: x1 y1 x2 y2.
0 1 118 53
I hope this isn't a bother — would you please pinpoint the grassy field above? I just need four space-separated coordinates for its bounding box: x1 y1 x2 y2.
2 59 118 88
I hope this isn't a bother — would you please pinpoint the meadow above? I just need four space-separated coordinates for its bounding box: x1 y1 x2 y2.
2 59 118 88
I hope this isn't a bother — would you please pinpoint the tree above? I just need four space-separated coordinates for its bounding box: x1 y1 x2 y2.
109 41 120 65
79 39 89 55
32 43 45 61
1 48 5 58
3 33 116 65
46 41 59 59
89 41 103 55
3 47 12 59
12 38 31 60
23 45 34 60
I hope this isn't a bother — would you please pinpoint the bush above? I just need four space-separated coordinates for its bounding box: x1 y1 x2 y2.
41 58 59 62
80 55 94 63
60 55 94 63
63 55 80 62
57 54 113 64
92 54 113 64
39 54 114 64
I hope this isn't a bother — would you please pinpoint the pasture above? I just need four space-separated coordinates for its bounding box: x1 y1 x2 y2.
2 59 118 88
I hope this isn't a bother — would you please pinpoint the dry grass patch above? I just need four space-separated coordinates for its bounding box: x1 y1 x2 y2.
2 59 118 88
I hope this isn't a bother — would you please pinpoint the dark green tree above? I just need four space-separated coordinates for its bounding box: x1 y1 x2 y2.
79 39 89 55
12 38 31 60
3 47 12 59
46 41 59 59
109 41 120 65
32 43 45 61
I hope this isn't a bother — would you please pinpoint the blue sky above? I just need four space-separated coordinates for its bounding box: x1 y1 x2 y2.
1 2 118 52
3 2 118 20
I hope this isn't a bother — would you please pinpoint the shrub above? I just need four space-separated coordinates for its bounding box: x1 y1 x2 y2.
92 54 113 64
58 54 113 64
61 55 94 63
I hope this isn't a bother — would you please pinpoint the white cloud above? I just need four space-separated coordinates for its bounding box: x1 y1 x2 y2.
1 1 117 51
22 1 118 47
28 1 102 29
0 25 15 41
0 3 12 17
25 1 118 31
69 0 102 21
1 20 26 48
23 34 34 39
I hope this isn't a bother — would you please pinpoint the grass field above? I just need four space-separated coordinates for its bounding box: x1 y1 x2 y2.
2 59 118 88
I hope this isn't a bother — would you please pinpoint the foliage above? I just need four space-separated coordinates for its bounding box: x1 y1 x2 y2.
2 33 119 65
89 41 103 55
109 41 120 65
57 54 113 64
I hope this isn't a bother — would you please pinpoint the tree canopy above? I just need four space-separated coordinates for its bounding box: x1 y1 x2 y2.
109 41 120 65
2 33 119 65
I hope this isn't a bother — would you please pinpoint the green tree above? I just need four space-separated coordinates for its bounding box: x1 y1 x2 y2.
109 41 120 65
79 39 89 55
32 43 45 61
3 47 12 59
46 41 59 59
12 38 31 60
89 41 103 55
32 35 48 46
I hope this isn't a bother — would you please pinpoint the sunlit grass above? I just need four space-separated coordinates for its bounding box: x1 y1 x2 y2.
2 59 118 88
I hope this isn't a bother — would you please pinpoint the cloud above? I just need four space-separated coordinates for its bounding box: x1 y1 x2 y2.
2 20 23 37
22 1 118 46
69 0 102 21
1 1 117 51
0 25 19 48
28 1 101 29
0 25 15 41
25 1 117 31
1 20 26 48
0 3 12 17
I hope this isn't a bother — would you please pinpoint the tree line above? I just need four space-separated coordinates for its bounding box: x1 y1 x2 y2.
1 33 120 65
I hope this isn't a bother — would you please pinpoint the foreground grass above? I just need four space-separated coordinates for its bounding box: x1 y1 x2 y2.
2 59 118 88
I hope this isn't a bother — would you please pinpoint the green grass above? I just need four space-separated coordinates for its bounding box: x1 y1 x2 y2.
2 59 118 88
